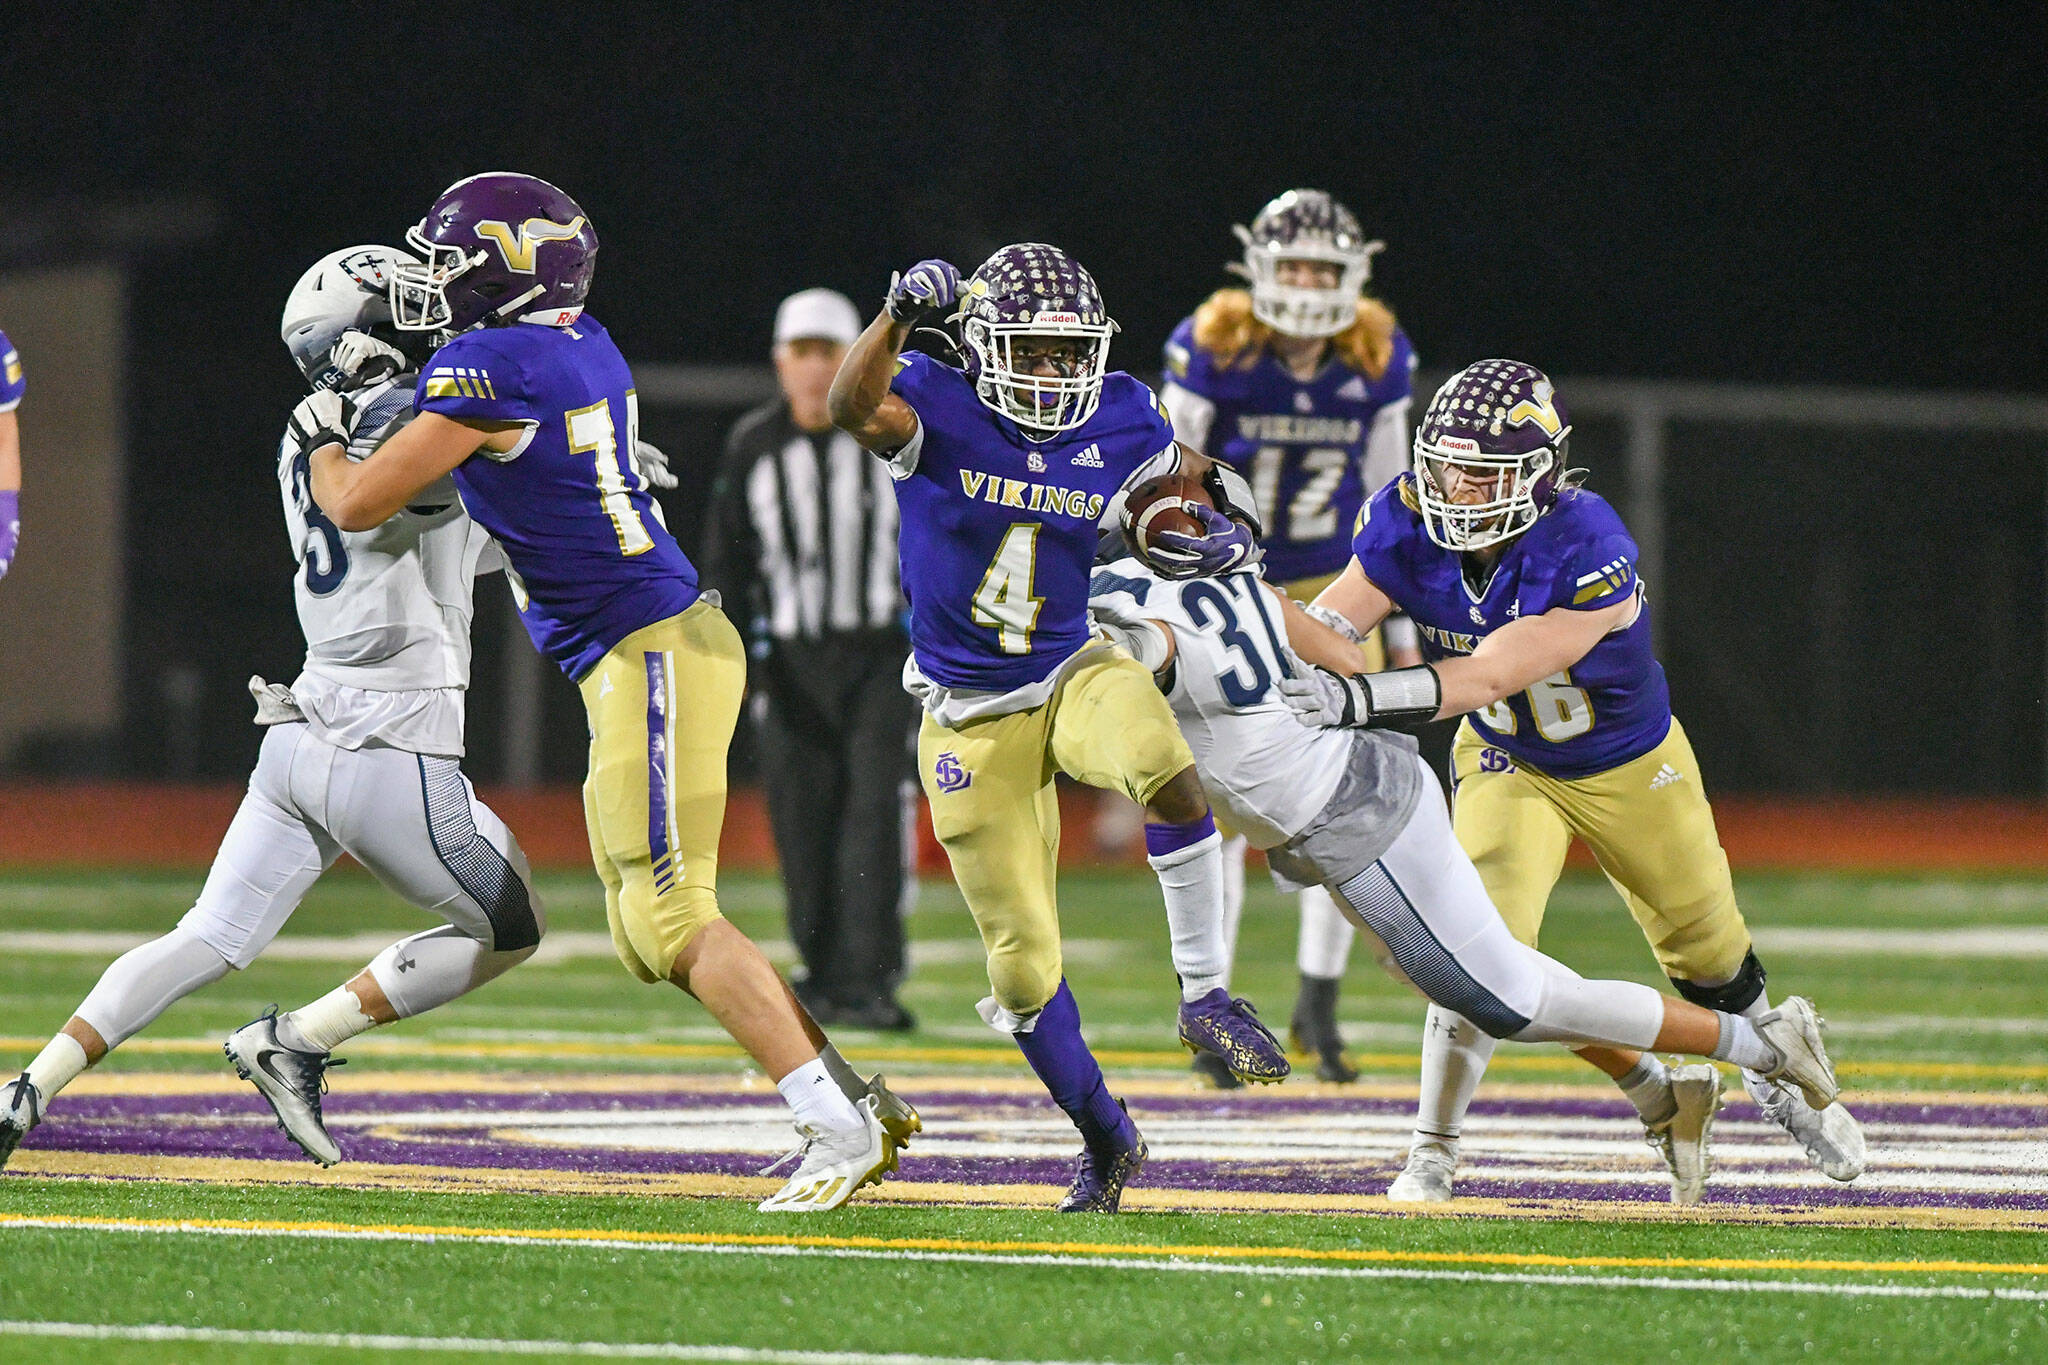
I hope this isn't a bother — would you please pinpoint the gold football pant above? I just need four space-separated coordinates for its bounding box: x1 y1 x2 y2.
1448 717 1752 984
577 601 747 984
920 647 1196 1017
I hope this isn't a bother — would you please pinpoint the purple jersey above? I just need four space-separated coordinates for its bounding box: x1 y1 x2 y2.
0 329 23 411
1164 317 1413 582
1351 476 1671 778
415 317 697 679
888 351 1174 692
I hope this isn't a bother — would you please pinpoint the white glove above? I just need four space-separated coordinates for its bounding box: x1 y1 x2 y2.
1278 662 1368 728
330 330 409 388
287 389 352 458
633 438 679 490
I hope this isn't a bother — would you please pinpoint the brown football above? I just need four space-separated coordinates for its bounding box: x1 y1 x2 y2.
1121 471 1212 570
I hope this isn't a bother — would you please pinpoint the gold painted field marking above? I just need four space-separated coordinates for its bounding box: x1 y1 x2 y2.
4 1211 2045 1281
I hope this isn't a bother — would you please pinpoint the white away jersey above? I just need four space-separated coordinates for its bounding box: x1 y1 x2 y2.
1089 557 1350 847
278 373 499 755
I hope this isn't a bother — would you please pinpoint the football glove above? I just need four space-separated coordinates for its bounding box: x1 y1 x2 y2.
632 438 679 490
286 389 353 459
1278 662 1442 733
329 330 409 389
1149 502 1259 578
885 259 963 323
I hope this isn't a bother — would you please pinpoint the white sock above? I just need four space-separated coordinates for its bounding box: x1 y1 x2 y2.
1413 1004 1496 1142
366 925 535 1019
1218 833 1247 989
1709 1014 1779 1072
1736 991 1782 1098
1295 885 1356 979
276 986 379 1054
1149 829 1228 1001
1614 1052 1677 1125
24 1035 89 1099
73 926 233 1051
778 1056 864 1130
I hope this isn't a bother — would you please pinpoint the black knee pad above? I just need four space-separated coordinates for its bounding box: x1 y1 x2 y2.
1670 949 1767 1014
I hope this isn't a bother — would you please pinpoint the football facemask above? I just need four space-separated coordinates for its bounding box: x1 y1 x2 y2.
960 243 1118 438
1411 359 1573 552
1229 189 1383 339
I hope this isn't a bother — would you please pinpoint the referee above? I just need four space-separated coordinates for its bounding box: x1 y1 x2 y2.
703 288 917 1031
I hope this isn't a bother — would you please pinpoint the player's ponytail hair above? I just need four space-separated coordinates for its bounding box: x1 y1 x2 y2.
1191 289 1399 380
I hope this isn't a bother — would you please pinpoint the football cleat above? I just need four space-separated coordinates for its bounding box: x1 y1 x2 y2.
865 1073 922 1175
1288 978 1360 1084
1059 1101 1147 1214
1178 988 1291 1084
223 1008 345 1167
1745 1071 1865 1181
1754 997 1841 1110
1386 1140 1457 1203
1645 1063 1724 1205
757 1094 889 1212
0 1072 44 1171
1189 1051 1244 1091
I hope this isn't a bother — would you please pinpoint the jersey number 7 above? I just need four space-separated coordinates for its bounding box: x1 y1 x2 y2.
567 391 654 556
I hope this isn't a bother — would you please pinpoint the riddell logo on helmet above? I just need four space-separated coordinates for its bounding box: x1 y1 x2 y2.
1032 311 1082 325
1437 436 1481 454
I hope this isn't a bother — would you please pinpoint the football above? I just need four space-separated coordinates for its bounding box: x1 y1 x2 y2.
1120 470 1211 571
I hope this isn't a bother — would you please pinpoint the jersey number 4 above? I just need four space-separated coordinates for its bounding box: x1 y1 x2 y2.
567 392 654 556
973 523 1044 654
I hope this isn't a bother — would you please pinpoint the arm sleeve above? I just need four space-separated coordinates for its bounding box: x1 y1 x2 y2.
1158 380 1215 453
1360 395 1411 494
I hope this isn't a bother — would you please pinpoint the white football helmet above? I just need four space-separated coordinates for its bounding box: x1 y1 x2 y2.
280 245 423 391
1229 189 1383 339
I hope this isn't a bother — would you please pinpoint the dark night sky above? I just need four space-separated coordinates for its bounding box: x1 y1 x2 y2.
2 3 2044 786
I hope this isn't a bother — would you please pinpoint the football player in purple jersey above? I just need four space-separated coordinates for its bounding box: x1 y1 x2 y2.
1160 190 1421 1087
832 243 1290 1212
1281 359 1864 1204
306 173 915 1212
0 327 24 581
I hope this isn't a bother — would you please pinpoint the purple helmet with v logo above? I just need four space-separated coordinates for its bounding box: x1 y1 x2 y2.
390 172 598 333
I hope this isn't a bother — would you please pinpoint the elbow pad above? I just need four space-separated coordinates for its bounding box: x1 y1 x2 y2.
1200 460 1265 539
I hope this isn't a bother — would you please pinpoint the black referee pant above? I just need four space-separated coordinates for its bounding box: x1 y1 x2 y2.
756 631 915 1012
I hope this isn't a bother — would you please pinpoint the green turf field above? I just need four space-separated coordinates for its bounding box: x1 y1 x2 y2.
1 864 2044 1362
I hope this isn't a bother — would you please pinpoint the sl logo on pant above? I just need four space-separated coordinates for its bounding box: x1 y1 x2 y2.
1479 747 1517 774
933 751 972 792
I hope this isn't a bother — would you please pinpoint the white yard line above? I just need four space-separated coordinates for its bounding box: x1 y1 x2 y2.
1752 926 2048 957
2 1217 2043 1305
0 1321 1111 1364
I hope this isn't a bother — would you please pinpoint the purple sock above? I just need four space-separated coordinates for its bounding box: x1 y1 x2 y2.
1144 811 1216 859
1014 979 1135 1150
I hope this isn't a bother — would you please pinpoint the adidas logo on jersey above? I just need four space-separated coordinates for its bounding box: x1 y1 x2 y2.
1336 376 1369 401
1070 443 1104 468
1649 763 1684 790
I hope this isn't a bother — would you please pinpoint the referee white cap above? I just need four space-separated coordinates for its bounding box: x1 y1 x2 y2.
774 288 861 346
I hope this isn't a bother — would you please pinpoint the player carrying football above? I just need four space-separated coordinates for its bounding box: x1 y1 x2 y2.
307 174 912 1212
1160 189 1421 1085
1086 545 1846 1201
2 246 543 1169
831 243 1288 1212
1282 358 1865 1203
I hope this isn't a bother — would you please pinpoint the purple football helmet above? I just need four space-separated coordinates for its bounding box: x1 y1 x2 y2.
1412 359 1574 551
1229 189 1384 338
959 243 1118 437
389 173 598 333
